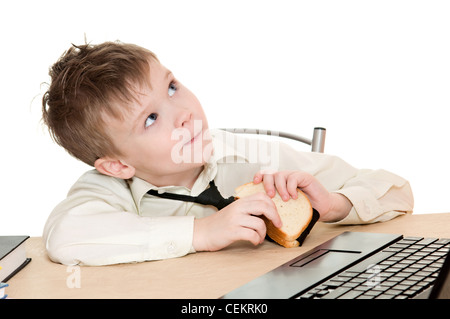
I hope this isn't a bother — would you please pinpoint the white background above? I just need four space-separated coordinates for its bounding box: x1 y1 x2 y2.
1 0 449 236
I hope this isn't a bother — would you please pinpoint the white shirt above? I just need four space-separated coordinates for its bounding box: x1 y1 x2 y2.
43 129 414 265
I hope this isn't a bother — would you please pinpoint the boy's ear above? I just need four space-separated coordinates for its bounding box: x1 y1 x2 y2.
94 157 136 179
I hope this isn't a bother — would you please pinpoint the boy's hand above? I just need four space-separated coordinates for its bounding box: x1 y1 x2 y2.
253 170 352 222
192 192 282 252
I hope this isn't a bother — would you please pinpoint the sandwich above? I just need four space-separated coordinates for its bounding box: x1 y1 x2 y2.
235 182 319 248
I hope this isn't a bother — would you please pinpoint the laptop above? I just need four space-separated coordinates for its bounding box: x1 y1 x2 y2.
221 232 450 299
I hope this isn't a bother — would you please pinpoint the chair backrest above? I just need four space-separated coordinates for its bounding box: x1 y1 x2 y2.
220 127 326 153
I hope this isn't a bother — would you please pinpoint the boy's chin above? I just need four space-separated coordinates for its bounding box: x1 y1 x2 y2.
173 141 214 166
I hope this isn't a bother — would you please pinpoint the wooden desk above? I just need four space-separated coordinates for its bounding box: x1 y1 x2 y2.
7 213 450 299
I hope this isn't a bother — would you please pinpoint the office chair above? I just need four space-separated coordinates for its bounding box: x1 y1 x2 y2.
220 127 326 153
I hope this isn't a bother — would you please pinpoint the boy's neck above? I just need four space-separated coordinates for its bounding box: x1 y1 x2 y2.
141 165 205 190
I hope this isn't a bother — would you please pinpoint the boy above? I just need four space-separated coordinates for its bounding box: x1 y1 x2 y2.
42 41 413 266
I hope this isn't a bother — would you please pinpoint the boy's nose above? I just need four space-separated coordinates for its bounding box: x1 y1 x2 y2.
174 107 193 129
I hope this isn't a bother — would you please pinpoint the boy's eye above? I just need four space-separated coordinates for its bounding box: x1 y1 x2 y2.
168 82 177 97
145 113 158 128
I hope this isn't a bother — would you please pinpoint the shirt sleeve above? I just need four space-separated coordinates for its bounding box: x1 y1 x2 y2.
43 170 195 266
276 143 414 224
331 168 414 224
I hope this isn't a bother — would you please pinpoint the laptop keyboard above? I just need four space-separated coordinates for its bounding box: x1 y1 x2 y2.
297 236 450 299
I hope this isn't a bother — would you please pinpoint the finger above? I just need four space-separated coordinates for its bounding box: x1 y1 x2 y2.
235 227 263 246
274 173 290 201
239 215 267 244
292 171 314 189
262 174 276 197
253 171 263 184
241 193 282 228
287 174 299 199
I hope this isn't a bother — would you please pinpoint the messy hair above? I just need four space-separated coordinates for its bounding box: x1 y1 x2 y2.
42 41 158 166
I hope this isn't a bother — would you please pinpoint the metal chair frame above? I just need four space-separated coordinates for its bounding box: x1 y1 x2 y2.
220 127 326 153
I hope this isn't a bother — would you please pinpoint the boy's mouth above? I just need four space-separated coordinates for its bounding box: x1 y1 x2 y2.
184 130 202 146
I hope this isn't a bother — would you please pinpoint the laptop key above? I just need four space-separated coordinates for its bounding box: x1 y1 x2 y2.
403 289 418 297
384 289 402 297
321 287 351 299
393 284 409 291
362 290 382 297
435 238 450 245
375 294 395 299
416 238 437 246
323 280 342 289
402 237 423 242
338 290 364 299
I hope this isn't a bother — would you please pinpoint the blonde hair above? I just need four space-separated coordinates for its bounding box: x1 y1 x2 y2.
42 41 158 166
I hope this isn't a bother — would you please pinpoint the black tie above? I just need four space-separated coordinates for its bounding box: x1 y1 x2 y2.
147 180 236 210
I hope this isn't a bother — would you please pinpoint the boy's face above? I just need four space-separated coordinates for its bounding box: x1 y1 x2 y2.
102 59 212 186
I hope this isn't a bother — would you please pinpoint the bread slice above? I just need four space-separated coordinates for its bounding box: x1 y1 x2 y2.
235 182 317 248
